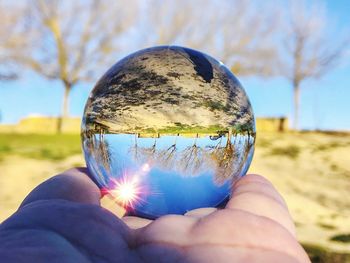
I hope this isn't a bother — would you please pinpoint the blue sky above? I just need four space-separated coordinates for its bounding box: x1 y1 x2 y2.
0 0 349 131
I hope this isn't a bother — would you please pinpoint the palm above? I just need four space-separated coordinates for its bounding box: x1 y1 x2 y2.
0 169 309 263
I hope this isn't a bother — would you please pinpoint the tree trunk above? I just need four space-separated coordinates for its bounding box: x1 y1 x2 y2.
57 82 72 133
293 82 300 130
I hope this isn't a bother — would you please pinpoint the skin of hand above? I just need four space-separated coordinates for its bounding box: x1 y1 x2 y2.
0 168 310 263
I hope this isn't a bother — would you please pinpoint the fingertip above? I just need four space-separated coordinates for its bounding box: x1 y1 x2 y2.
63 167 92 180
66 166 89 173
20 167 102 208
227 173 296 237
234 174 273 187
233 174 287 207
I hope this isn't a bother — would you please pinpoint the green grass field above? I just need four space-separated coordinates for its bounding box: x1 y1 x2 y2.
0 133 82 161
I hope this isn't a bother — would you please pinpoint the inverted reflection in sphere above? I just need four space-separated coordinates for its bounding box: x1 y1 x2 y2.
81 46 255 219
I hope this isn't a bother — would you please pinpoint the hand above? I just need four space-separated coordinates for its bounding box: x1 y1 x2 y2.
0 168 310 263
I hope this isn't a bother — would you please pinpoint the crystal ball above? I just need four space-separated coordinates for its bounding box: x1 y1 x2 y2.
81 46 255 219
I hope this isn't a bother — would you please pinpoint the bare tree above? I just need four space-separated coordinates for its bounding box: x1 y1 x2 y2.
157 137 178 170
0 1 25 80
216 0 280 76
7 0 137 132
141 0 280 76
140 0 216 48
281 0 348 129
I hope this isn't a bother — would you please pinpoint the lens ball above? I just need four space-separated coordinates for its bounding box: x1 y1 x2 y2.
81 46 255 219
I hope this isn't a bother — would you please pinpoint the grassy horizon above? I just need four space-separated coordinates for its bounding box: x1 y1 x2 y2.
0 133 81 161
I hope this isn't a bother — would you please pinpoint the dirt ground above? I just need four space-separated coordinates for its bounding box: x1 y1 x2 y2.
0 132 349 260
250 132 350 256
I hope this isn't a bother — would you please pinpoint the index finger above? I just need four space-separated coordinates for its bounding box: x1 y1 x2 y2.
226 174 296 236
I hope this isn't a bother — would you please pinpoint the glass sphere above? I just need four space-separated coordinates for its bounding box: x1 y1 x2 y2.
81 46 255 219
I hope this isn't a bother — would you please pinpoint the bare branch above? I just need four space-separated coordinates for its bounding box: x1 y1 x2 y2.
141 0 281 76
280 0 349 129
283 0 348 83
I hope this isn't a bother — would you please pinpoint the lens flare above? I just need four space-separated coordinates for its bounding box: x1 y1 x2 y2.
106 163 153 210
108 177 142 209
115 181 137 205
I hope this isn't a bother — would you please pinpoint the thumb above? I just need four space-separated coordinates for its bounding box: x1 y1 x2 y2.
20 167 101 208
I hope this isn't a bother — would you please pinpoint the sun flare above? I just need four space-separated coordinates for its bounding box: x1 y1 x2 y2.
117 182 137 202
109 177 142 209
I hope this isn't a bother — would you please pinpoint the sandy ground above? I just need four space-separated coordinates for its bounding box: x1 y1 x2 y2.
250 132 350 254
0 132 349 255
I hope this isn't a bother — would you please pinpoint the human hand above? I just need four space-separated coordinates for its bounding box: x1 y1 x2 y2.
0 168 310 263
